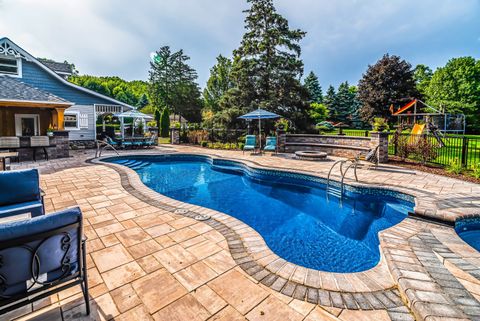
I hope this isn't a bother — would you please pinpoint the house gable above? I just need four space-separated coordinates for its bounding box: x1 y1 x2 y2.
0 37 134 109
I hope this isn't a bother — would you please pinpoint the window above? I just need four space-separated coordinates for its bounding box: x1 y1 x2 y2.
14 114 40 136
64 113 79 129
0 57 21 76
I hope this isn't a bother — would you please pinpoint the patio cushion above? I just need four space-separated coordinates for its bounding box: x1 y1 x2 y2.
0 207 82 297
263 145 276 151
0 169 41 206
0 201 43 219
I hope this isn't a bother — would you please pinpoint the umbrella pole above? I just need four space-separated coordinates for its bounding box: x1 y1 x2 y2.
258 117 261 151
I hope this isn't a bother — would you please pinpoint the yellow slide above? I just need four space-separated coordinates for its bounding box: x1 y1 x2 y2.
409 123 425 144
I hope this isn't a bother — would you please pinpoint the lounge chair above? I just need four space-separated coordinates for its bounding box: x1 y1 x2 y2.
243 135 257 154
0 207 90 316
263 136 277 154
0 169 44 220
143 135 157 148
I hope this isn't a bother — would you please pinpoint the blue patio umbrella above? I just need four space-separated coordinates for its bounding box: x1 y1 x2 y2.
239 108 281 149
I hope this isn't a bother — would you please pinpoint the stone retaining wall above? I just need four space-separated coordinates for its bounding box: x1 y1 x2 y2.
279 132 389 163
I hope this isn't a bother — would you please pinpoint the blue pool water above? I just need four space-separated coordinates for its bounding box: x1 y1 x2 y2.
456 219 480 252
106 155 414 272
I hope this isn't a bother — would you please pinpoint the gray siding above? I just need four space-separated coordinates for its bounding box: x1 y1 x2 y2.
64 105 96 141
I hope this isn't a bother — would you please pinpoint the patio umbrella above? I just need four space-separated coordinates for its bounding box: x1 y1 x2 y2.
114 109 153 138
239 108 281 149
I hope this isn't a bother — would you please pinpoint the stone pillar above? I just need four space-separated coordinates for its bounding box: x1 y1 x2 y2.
276 129 286 152
170 128 180 145
370 131 389 163
52 130 70 158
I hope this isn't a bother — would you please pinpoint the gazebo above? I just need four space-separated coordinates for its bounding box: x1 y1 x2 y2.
114 109 153 139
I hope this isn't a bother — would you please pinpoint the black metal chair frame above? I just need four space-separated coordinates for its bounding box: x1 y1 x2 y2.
0 219 89 316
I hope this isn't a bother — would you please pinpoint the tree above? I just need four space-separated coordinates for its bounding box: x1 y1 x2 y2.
154 108 162 133
413 64 433 99
425 57 480 132
148 46 203 122
225 0 311 129
335 81 354 124
323 85 337 120
203 55 234 113
304 71 323 104
160 107 170 138
308 103 329 124
136 93 149 109
358 54 418 123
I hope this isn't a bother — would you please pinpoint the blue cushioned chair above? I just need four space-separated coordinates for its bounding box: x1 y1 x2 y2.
243 135 257 154
0 169 44 219
0 207 89 315
263 136 277 154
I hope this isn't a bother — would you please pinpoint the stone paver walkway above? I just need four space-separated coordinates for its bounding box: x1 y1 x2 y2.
4 146 480 321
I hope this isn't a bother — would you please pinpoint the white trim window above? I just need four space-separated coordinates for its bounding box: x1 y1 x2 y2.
64 112 80 130
0 56 22 77
14 114 40 136
79 113 89 129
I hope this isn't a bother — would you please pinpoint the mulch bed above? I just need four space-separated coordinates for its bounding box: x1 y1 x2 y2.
389 156 480 184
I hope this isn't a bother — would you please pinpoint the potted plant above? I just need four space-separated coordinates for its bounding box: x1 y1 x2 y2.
372 118 389 132
46 124 55 137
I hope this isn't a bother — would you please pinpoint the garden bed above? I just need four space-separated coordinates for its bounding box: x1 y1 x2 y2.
389 156 480 184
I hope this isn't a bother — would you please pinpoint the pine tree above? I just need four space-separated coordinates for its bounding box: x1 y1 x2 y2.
136 93 149 109
335 82 353 124
148 46 202 122
154 108 162 133
160 107 170 138
304 71 323 104
203 55 234 113
323 85 337 121
227 0 311 129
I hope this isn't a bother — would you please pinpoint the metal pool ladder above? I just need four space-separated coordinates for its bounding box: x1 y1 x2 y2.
326 158 359 197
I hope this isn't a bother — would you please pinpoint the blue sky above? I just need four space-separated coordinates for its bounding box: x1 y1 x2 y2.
1 0 479 89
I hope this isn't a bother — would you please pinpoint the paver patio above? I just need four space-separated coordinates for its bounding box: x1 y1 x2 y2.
3 145 480 321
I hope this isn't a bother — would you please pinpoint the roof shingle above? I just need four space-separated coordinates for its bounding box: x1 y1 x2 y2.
0 76 72 104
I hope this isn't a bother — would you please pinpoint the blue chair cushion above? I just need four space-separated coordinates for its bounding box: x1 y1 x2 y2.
0 201 44 219
244 145 256 150
264 145 276 151
0 169 41 206
0 207 82 297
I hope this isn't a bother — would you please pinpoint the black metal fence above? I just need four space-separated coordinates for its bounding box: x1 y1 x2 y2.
388 133 480 168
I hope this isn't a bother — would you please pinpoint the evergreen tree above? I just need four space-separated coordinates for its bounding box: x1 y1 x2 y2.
136 93 149 109
160 107 170 138
323 85 337 121
335 82 353 124
154 108 162 133
358 54 418 123
203 55 234 113
148 46 202 122
226 0 311 129
304 71 323 104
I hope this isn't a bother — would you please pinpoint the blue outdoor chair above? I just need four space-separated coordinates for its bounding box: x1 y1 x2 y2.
0 207 89 315
243 135 257 154
263 136 277 154
0 169 44 219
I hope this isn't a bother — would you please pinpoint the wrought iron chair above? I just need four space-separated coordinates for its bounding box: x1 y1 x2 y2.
0 169 45 220
0 207 89 315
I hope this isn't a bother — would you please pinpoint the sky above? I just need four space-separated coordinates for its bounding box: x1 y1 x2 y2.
1 0 479 89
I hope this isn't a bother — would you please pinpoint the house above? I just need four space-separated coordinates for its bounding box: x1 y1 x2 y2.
0 37 134 147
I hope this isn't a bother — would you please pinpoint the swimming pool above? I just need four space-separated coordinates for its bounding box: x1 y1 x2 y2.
105 155 414 273
456 217 480 252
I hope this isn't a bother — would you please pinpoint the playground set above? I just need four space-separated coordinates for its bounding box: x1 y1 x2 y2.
390 99 466 147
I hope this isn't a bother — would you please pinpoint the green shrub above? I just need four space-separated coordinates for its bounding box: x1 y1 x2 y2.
446 158 462 175
160 108 170 137
200 141 208 147
470 163 480 179
316 121 334 131
238 142 245 150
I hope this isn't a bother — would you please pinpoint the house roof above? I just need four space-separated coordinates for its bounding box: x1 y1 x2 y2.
0 76 73 106
38 59 73 75
0 37 134 110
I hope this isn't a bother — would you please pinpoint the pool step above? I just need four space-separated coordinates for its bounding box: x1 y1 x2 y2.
327 187 342 199
120 160 151 170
